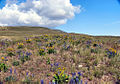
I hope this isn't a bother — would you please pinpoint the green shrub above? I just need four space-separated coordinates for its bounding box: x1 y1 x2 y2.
0 63 8 72
12 61 20 66
47 48 56 54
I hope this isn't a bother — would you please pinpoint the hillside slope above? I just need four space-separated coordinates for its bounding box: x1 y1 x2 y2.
0 26 66 36
0 26 66 40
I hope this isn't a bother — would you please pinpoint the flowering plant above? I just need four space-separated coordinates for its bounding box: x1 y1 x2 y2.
26 38 32 43
53 67 69 84
17 42 24 49
39 48 46 56
0 63 8 72
7 48 15 57
47 46 56 54
106 48 117 58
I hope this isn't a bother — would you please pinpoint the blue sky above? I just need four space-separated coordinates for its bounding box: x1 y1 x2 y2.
0 0 120 36
57 0 120 36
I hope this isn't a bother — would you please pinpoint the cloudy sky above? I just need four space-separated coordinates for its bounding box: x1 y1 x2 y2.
0 0 120 36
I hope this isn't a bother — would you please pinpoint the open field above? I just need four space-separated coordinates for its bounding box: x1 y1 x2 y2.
0 27 120 84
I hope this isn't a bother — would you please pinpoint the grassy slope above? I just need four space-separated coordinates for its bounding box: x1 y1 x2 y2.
0 26 66 40
0 26 120 83
0 26 120 39
0 26 66 36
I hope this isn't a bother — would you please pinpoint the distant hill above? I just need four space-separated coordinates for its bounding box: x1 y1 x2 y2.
0 26 67 40
0 26 66 36
0 26 120 41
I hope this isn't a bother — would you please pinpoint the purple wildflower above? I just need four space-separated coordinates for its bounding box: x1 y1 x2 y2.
0 81 3 84
41 80 44 84
26 72 29 76
54 63 59 67
14 69 16 74
26 52 32 56
49 82 52 84
85 81 87 84
69 78 75 84
72 72 76 77
75 77 79 84
78 72 82 76
51 64 53 67
80 80 83 84
10 68 12 74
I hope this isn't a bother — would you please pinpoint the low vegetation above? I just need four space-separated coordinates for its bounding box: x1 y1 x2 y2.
0 27 120 84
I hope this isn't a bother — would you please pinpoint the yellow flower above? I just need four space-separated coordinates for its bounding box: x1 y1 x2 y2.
63 67 65 70
65 75 68 78
1 57 4 60
58 67 61 70
7 48 14 52
17 43 19 45
18 42 23 46
44 34 48 37
26 39 32 42
109 48 116 53
21 43 23 45
39 48 44 52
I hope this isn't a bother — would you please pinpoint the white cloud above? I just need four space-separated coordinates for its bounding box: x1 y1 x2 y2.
0 0 81 27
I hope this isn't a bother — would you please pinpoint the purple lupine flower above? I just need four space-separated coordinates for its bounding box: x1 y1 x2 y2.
56 63 59 66
72 72 76 77
17 50 21 57
1 41 5 46
76 77 79 84
51 64 53 67
14 69 16 74
72 72 74 77
25 37 29 40
78 72 82 76
86 41 91 45
69 78 75 84
85 81 87 84
0 81 3 84
49 82 52 84
4 57 8 61
74 72 76 76
26 52 29 56
67 45 70 49
10 68 12 74
58 71 60 75
41 80 44 84
80 80 83 84
26 72 29 77
26 52 32 56
54 63 59 67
